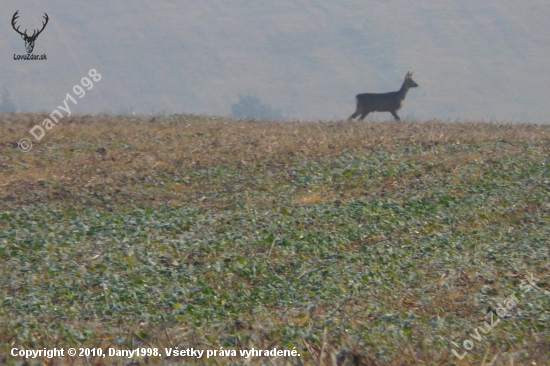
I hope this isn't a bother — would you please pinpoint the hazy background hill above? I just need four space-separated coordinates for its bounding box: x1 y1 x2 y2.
1 0 549 122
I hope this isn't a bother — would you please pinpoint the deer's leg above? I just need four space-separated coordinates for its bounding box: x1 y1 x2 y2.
349 111 360 120
359 111 370 120
349 104 362 120
390 110 401 121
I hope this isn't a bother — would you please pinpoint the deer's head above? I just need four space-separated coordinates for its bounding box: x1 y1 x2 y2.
404 71 419 88
12 11 49 54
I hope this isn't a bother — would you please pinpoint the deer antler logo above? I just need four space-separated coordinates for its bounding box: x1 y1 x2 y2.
12 10 49 54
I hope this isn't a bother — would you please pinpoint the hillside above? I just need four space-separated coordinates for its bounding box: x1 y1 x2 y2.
0 1 549 121
1 114 550 364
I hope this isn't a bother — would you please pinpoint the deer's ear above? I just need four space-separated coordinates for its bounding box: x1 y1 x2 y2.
21 34 26 40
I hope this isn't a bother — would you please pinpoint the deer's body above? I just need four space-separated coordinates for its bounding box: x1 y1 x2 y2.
349 72 418 121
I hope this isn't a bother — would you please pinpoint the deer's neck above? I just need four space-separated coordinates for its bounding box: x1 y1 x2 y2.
399 84 410 100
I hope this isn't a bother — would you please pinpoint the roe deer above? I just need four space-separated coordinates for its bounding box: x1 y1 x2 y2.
349 71 418 121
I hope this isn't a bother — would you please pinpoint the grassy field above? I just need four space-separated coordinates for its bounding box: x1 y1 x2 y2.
1 113 550 365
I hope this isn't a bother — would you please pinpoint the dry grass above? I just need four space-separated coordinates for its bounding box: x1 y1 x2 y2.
1 113 548 210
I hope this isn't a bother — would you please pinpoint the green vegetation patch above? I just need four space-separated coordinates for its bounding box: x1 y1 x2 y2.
1 116 550 364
